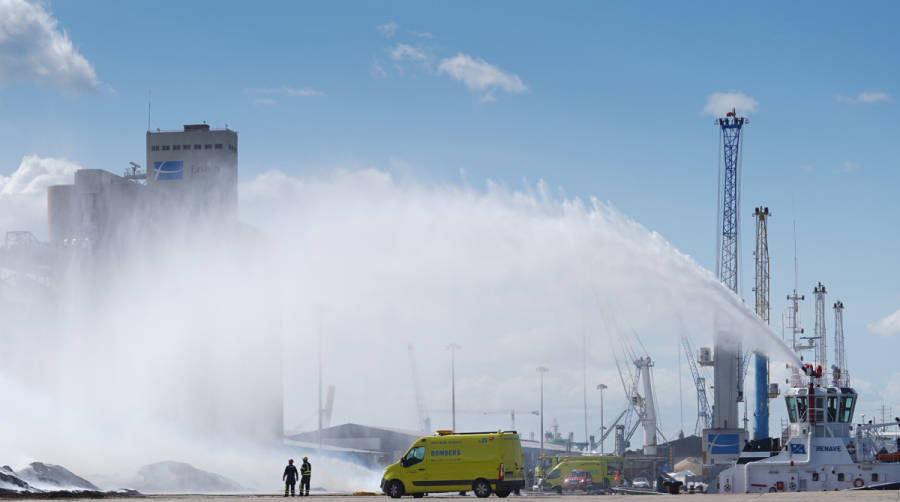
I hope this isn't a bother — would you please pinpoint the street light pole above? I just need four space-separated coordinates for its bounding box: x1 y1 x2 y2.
537 366 549 458
447 343 461 431
597 383 607 454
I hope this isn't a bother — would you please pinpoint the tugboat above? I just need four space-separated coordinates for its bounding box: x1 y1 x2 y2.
718 364 900 492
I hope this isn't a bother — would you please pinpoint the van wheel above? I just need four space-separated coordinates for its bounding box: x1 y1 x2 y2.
495 489 510 498
472 479 492 498
553 486 562 495
387 480 404 498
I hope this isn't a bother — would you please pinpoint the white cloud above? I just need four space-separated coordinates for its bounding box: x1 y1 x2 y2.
0 154 80 236
255 86 325 98
437 53 527 101
0 0 102 94
377 21 399 38
840 161 861 173
371 58 387 78
410 30 433 39
0 154 80 195
246 86 325 105
702 91 758 116
390 43 427 62
867 309 900 337
799 164 814 173
835 91 892 104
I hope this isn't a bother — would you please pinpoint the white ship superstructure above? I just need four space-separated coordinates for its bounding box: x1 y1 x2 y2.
718 364 900 492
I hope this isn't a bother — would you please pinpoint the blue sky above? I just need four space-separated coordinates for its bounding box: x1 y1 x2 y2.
1 1 899 429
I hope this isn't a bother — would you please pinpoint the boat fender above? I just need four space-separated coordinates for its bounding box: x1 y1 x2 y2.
853 478 864 488
775 481 784 491
847 444 856 455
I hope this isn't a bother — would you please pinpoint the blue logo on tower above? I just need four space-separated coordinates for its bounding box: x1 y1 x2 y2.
154 161 183 180
790 443 806 454
707 433 740 454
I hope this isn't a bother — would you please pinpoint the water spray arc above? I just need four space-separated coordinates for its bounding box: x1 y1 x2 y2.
752 206 771 440
408 344 432 433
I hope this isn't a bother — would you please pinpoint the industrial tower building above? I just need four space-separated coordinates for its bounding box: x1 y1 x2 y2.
47 124 239 247
146 123 238 220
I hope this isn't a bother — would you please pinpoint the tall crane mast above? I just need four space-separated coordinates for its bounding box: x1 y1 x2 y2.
785 220 809 352
832 300 849 387
713 109 747 431
752 207 771 439
813 282 828 386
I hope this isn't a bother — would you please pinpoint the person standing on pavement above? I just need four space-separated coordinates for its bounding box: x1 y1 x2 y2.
283 459 299 496
300 456 311 496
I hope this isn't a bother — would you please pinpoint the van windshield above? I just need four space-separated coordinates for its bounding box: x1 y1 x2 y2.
403 446 425 467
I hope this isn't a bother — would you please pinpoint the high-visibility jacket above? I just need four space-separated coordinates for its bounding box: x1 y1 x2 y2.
301 461 311 477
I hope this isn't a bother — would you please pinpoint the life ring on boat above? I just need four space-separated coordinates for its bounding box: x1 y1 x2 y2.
853 478 864 488
847 443 856 455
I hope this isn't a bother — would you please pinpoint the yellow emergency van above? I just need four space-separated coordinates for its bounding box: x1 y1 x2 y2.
539 456 624 493
381 430 525 498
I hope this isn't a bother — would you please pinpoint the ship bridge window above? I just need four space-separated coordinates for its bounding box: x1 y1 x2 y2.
204 144 212 149
786 396 798 422
173 145 181 150
815 397 825 422
827 396 838 422
839 395 855 423
183 144 191 150
796 396 808 422
194 144 202 150
162 145 170 151
214 143 223 149
151 145 160 151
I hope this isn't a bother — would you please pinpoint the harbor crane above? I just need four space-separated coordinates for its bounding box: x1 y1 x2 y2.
704 108 749 465
681 336 712 435
752 206 771 439
615 340 665 455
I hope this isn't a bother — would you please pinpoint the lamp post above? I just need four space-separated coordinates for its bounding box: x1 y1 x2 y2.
597 383 607 454
537 366 549 458
447 343 461 431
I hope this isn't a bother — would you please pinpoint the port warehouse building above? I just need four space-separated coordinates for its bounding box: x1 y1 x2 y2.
285 423 570 470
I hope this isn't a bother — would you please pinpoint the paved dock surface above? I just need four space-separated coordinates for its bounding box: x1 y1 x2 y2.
9 492 900 502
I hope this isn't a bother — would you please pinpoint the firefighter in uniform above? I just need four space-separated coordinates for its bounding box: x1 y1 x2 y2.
283 459 298 496
300 456 311 496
